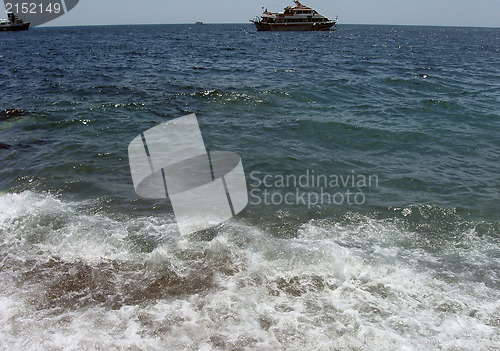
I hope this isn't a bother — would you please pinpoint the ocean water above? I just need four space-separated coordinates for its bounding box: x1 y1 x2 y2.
0 24 499 350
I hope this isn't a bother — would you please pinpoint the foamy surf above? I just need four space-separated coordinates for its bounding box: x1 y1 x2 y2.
0 191 498 350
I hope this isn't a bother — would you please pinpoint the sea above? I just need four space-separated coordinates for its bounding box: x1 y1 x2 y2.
0 24 499 350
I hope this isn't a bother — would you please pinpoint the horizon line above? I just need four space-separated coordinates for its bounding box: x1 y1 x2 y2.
38 22 500 29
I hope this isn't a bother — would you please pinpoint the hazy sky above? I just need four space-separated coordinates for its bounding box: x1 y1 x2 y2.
4 0 500 27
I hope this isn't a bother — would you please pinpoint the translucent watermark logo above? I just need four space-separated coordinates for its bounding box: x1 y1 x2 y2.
3 0 79 27
249 170 378 209
128 114 248 235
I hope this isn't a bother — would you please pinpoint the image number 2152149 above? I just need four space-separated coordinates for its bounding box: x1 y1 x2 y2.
3 0 79 27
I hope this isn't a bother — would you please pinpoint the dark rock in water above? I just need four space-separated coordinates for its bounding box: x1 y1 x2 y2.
0 109 27 120
0 142 11 150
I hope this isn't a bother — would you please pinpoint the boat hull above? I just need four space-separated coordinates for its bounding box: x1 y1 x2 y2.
252 21 334 31
0 23 30 31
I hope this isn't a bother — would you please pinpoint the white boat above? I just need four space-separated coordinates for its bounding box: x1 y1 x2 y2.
251 1 336 31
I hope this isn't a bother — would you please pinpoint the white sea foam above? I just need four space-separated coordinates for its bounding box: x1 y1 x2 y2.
0 191 498 350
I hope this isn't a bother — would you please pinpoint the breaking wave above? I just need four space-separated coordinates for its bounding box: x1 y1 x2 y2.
0 191 498 350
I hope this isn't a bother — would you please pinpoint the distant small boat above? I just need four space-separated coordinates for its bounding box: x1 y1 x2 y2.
0 13 30 31
195 21 204 25
251 1 336 31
